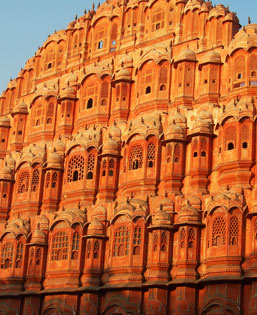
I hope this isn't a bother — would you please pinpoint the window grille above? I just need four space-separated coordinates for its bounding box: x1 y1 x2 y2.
229 216 239 245
32 169 40 192
161 231 168 251
51 232 69 261
129 144 143 170
1 243 13 269
18 171 29 193
147 142 156 167
15 242 23 268
71 232 79 260
133 226 141 255
212 216 226 246
67 155 85 182
114 226 130 257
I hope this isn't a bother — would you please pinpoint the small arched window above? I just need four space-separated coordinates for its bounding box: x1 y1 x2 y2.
227 142 234 150
15 242 23 268
51 172 58 188
188 228 195 249
71 231 79 260
160 231 168 252
87 153 95 179
153 232 158 252
87 240 91 259
129 144 143 170
93 241 100 258
46 172 50 188
51 232 69 261
145 86 151 94
87 98 93 109
133 226 141 255
212 216 226 246
36 248 41 265
1 243 13 269
109 158 115 176
67 155 85 183
32 169 40 192
180 228 186 249
229 216 239 246
98 40 104 49
242 141 248 149
147 142 156 168
114 226 130 257
18 171 29 194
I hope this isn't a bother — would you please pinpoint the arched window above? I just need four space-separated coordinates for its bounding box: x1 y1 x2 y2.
36 248 41 265
1 243 13 269
71 231 79 260
46 102 54 124
67 155 85 182
147 142 156 168
133 226 141 255
102 159 106 176
174 143 180 162
109 159 115 176
18 171 29 194
161 231 168 252
51 232 69 261
188 228 195 249
15 242 23 268
46 172 50 188
166 144 171 162
180 228 186 248
32 169 40 192
129 144 143 170
87 98 93 109
87 240 91 259
87 153 95 179
159 66 167 90
98 40 104 49
145 86 151 94
93 241 100 258
225 126 237 150
212 216 226 246
114 226 130 257
51 172 58 188
153 232 158 251
229 216 239 245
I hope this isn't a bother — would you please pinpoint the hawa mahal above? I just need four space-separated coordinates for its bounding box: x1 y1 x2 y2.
0 0 257 314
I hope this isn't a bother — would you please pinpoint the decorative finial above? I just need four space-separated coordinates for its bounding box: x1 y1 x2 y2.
92 2 95 10
248 17 251 24
97 2 100 8
84 9 87 14
75 14 78 20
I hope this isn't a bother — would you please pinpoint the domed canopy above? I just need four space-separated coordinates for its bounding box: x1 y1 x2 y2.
201 51 221 65
88 218 104 235
152 209 171 226
0 115 10 127
13 100 28 114
178 205 200 224
31 225 46 244
176 48 196 63
47 150 63 169
102 137 119 155
0 164 13 181
115 68 131 81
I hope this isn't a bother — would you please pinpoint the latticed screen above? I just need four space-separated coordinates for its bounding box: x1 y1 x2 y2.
153 232 158 251
114 226 130 256
161 231 168 251
188 228 195 248
229 216 239 245
133 226 141 255
71 232 79 260
67 155 85 182
180 227 186 248
129 144 143 170
52 172 58 187
51 232 69 261
212 216 226 246
87 240 91 258
32 169 40 192
18 171 29 194
109 159 115 169
15 242 23 268
46 172 50 188
87 154 95 171
93 241 100 258
147 142 156 167
1 243 13 269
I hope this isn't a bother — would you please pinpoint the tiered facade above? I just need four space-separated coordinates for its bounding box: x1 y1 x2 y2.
0 0 257 314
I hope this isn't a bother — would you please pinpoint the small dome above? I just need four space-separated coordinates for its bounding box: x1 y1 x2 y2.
188 195 202 209
109 125 121 141
0 115 10 127
202 51 221 64
178 204 200 224
65 73 78 87
177 48 196 62
200 2 210 12
14 100 28 113
198 110 213 121
88 218 104 235
166 123 185 140
102 137 119 155
152 209 171 226
160 196 174 213
0 164 13 180
47 151 63 169
116 68 131 81
224 12 239 24
60 86 76 99
31 226 46 244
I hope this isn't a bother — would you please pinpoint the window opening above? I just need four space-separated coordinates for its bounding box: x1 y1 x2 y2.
67 155 85 182
147 142 156 168
212 216 226 246
133 227 141 255
145 86 151 94
1 243 13 269
229 216 239 246
87 98 93 109
114 226 130 257
129 144 143 170
51 232 69 261
71 231 79 260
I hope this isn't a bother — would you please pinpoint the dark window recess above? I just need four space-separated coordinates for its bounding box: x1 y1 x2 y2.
72 170 79 181
227 142 234 150
145 86 151 94
98 40 103 49
18 131 22 135
193 152 198 157
242 142 248 149
87 171 93 179
87 98 93 109
201 151 206 157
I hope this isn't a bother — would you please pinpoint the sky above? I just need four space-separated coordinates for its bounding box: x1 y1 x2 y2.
0 0 256 94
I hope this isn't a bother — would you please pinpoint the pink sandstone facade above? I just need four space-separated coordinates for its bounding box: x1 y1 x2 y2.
0 0 257 314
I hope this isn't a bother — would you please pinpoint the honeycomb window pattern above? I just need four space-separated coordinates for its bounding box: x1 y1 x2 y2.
18 171 30 194
161 231 168 251
51 232 69 261
147 142 156 167
46 172 50 188
212 216 226 246
114 226 130 257
153 232 158 251
188 228 195 248
67 155 85 182
229 216 239 245
1 243 13 269
87 153 95 171
180 227 186 248
32 169 40 192
129 144 143 170
93 240 100 258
